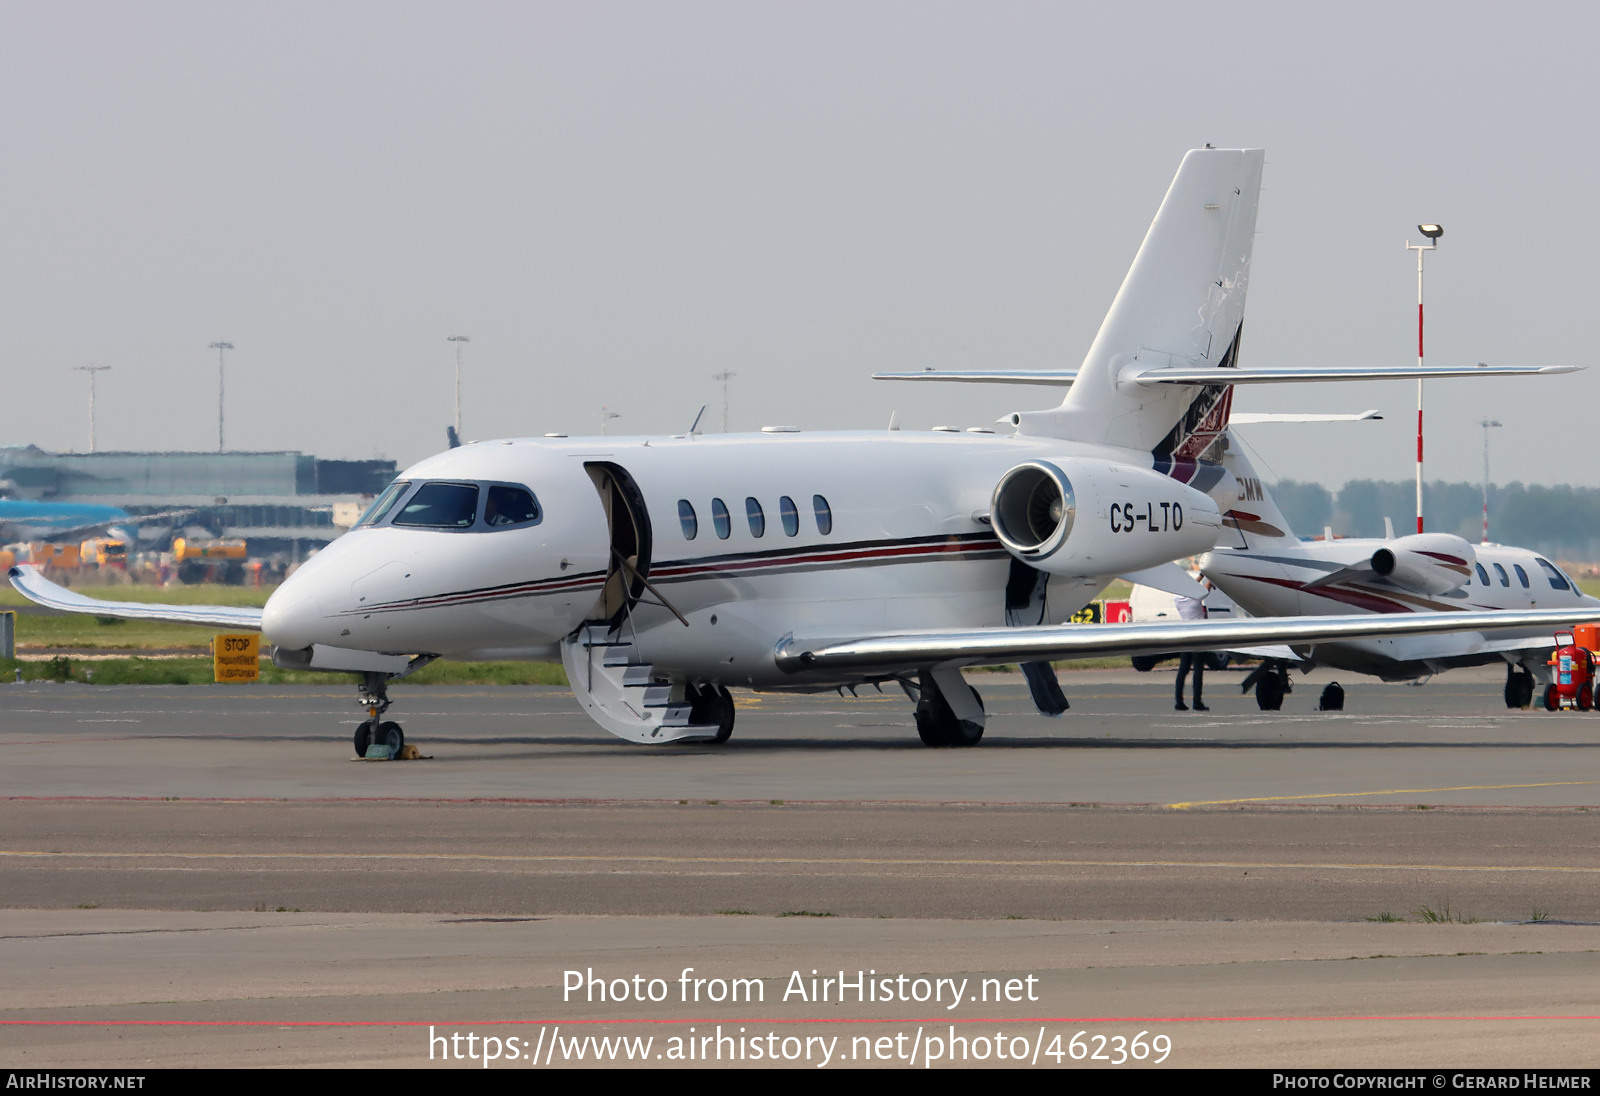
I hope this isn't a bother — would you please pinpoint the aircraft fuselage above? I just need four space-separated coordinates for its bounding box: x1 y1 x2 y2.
263 430 1226 689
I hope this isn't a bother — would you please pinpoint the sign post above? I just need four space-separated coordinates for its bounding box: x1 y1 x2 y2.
213 634 260 683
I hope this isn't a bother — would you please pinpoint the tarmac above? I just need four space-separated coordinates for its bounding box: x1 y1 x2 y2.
3 665 1599 1069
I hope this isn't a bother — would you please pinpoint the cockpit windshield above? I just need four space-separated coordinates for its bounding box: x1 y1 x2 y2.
484 485 541 526
362 480 543 532
355 480 409 527
392 482 480 528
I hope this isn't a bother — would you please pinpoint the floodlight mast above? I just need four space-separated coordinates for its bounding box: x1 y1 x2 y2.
1405 224 1442 533
447 335 470 437
73 364 111 453
210 342 233 452
1480 415 1501 543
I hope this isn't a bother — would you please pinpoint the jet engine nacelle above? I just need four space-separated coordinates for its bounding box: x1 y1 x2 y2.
989 459 1222 577
1369 533 1476 595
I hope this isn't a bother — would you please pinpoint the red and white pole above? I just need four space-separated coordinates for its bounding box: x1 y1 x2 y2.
1406 228 1440 534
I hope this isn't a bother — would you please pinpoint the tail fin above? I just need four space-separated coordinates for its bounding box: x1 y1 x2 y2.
1217 437 1298 550
1018 148 1264 454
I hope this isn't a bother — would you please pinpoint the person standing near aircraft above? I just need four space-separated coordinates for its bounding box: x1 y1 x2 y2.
1173 579 1209 711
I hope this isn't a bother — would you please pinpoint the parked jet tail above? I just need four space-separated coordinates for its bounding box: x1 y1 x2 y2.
1016 147 1263 455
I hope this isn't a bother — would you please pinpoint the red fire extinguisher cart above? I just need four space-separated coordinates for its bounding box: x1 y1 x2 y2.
1545 631 1595 711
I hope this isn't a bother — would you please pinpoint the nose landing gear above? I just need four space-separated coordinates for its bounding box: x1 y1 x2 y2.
349 661 435 758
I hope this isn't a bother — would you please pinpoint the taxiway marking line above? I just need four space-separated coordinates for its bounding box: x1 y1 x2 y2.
2 850 1597 873
1168 780 1600 809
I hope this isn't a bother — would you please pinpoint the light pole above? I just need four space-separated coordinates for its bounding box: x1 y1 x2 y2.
447 335 470 437
1405 224 1442 533
711 370 736 432
73 364 111 452
210 341 233 451
1480 416 1501 544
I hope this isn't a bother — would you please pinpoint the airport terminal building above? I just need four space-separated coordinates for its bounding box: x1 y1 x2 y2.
0 446 396 559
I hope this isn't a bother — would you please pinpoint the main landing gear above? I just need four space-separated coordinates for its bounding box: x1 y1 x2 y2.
1241 659 1292 711
1505 665 1535 710
910 669 986 747
686 682 736 744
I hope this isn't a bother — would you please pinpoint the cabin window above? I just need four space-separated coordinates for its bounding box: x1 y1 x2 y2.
711 498 732 540
484 485 541 527
745 497 765 537
1537 558 1572 591
1493 563 1509 587
678 499 698 540
1475 563 1489 586
356 481 409 527
1514 564 1530 588
779 495 799 537
391 482 479 528
813 494 833 535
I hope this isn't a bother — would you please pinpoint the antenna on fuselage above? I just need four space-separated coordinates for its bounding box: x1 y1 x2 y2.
446 426 461 449
688 404 707 435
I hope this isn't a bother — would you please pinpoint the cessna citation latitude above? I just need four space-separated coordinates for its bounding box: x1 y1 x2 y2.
11 148 1591 752
1197 443 1600 712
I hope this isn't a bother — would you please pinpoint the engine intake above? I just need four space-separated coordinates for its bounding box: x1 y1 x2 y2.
1369 533 1475 595
990 459 1221 577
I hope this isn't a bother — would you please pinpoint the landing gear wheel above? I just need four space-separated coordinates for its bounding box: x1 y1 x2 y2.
1505 668 1535 709
353 720 373 757
1318 682 1345 711
687 684 735 744
1256 673 1285 711
1130 655 1159 673
915 684 984 747
379 721 405 755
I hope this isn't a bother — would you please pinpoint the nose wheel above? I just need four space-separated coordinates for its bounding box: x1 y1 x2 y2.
354 719 405 758
352 670 408 758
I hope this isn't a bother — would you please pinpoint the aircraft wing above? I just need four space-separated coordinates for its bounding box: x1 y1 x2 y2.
8 566 263 630
774 608 1597 675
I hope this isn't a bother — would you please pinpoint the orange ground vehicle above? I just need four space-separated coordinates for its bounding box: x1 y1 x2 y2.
1545 630 1596 711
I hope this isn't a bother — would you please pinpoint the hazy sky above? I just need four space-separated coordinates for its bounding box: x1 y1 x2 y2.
3 1 1594 493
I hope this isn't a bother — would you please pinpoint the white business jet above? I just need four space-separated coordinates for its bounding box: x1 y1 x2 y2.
1197 441 1598 711
11 148 1592 752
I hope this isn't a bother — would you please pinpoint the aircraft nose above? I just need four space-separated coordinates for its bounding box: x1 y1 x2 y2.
261 583 326 651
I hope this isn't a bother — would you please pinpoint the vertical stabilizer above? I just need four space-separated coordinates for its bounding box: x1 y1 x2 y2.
1017 148 1264 453
1216 437 1299 550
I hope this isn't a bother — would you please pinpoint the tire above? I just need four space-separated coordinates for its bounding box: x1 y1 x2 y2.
915 684 984 747
379 721 404 756
687 684 735 744
1256 673 1285 711
1318 682 1345 712
1580 685 1593 713
1130 655 1160 673
1545 685 1560 711
353 720 373 757
1203 652 1231 672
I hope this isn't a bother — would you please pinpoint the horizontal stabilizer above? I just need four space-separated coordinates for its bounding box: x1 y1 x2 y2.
872 370 1078 387
775 606 1600 675
8 565 263 630
1119 563 1208 600
1230 410 1382 424
1125 364 1580 386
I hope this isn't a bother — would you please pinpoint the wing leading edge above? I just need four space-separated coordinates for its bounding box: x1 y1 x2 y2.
9 566 264 630
774 608 1600 675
